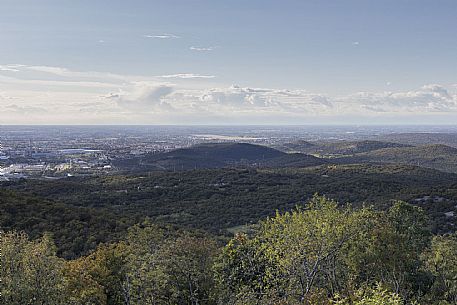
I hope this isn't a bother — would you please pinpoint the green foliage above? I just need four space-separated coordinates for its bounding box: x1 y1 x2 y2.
3 195 457 304
215 196 379 304
215 196 435 304
333 284 404 305
155 235 218 304
214 233 274 302
3 162 457 259
345 201 432 299
338 144 457 173
122 221 218 305
63 258 108 305
422 233 457 304
73 243 129 305
278 140 409 156
0 189 134 258
0 231 67 305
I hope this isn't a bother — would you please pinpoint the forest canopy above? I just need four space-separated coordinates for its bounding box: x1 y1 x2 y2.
2 196 457 305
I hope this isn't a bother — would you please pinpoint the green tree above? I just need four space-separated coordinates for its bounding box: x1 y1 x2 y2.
63 242 128 305
63 258 107 305
215 196 378 304
156 235 218 304
121 220 218 305
214 233 274 303
0 230 67 305
122 220 168 304
333 284 404 305
341 200 431 302
423 233 457 304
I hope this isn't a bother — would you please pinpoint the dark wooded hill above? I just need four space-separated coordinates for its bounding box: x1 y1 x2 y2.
114 142 326 171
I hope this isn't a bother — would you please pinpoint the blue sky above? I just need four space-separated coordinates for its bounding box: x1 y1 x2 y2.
1 0 457 124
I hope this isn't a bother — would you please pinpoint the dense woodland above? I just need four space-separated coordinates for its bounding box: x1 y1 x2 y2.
2 196 457 304
2 142 457 304
2 162 457 258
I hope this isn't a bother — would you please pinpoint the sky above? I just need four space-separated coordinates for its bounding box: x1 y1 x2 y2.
1 0 457 125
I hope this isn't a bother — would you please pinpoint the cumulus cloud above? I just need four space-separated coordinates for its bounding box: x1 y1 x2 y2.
200 85 277 107
198 85 334 111
352 84 457 112
105 83 175 112
192 84 457 116
2 63 457 123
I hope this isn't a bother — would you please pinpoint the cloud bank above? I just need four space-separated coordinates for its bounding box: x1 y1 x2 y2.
1 64 456 124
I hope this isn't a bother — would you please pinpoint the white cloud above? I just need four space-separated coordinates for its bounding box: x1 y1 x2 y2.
144 33 180 39
159 73 216 79
0 65 20 72
200 86 276 107
190 46 216 51
352 41 360 46
0 92 14 100
2 64 457 124
3 104 47 114
105 82 175 112
350 84 457 113
24 65 128 82
197 85 334 112
0 73 120 89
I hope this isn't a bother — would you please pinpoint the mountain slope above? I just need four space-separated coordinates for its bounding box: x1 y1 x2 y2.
338 144 457 173
278 140 410 156
115 142 326 171
261 153 328 168
4 163 457 238
0 189 133 258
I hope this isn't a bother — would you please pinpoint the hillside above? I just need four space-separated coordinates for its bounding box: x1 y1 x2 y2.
379 133 457 148
278 140 410 156
260 152 328 168
338 144 457 173
4 141 457 259
114 142 325 171
164 142 285 160
0 189 134 258
3 163 457 246
278 140 316 152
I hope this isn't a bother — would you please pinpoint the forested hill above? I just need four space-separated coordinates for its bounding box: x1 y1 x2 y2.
276 140 457 173
379 132 457 148
114 142 326 171
0 189 136 258
165 142 285 160
3 140 457 304
277 140 410 155
337 144 457 173
3 163 457 259
3 140 457 260
3 197 457 304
